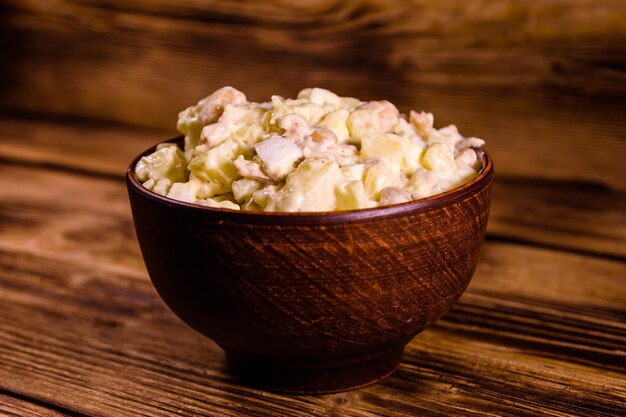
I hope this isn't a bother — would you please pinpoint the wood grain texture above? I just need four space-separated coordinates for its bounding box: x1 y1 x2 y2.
1 0 626 189
0 164 144 276
0 393 76 417
0 116 170 177
489 178 626 259
0 235 624 416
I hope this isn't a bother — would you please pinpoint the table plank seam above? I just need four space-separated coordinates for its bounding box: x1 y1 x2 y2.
0 387 90 417
0 156 122 182
485 234 626 263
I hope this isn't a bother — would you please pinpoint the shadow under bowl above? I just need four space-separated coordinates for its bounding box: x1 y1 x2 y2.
126 137 494 394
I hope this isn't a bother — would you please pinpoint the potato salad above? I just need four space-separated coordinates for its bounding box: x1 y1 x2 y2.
135 87 485 212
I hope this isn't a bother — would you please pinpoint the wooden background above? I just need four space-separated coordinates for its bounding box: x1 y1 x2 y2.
0 0 625 416
2 0 626 189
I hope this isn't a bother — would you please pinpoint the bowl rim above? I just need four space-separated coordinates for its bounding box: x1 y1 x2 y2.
126 136 493 224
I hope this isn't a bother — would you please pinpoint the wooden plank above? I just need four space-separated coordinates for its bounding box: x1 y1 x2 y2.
0 241 624 416
1 0 625 189
0 117 170 177
0 393 76 417
489 178 626 259
0 163 145 276
1 130 624 259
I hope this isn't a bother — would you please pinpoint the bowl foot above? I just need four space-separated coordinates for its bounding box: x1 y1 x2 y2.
225 345 404 394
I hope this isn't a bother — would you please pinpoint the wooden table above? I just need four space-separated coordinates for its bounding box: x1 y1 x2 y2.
1 1 625 416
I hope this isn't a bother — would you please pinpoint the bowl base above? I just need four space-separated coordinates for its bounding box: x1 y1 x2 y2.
225 345 404 394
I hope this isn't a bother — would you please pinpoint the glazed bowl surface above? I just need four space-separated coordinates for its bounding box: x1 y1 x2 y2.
126 137 493 393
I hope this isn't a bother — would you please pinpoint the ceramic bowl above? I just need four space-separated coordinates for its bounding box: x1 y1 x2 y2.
126 137 493 394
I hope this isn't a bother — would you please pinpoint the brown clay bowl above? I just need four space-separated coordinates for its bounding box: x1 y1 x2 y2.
126 137 493 394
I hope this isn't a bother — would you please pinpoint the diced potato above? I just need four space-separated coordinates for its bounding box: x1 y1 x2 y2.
251 185 281 209
199 104 268 150
231 178 263 203
451 163 479 187
363 160 399 200
142 177 175 197
360 132 423 175
362 100 400 132
241 198 262 211
233 155 268 181
196 197 241 210
394 117 426 147
152 178 173 196
220 103 265 126
297 88 341 108
346 109 380 144
156 143 178 151
188 138 247 196
265 159 342 212
218 104 267 146
318 109 350 143
200 122 230 149
166 179 203 203
211 193 235 202
142 178 155 191
177 87 247 151
340 163 365 182
177 105 204 151
409 111 434 140
421 142 456 178
270 96 330 127
335 180 375 211
135 145 187 184
339 97 362 110
405 168 441 199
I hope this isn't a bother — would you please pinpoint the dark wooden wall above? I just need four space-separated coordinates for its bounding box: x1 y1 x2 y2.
1 0 625 189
